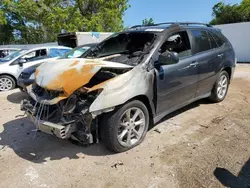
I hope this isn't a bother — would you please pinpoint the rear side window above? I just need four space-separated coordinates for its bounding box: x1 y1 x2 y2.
190 30 211 54
209 31 226 47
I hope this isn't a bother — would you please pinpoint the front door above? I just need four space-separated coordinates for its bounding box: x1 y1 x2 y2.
155 31 198 116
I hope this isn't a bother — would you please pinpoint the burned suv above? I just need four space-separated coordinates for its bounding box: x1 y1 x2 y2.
21 22 236 153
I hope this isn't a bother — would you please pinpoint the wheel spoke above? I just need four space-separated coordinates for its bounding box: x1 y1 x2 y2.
125 109 131 121
222 77 227 85
132 109 141 121
118 129 128 140
126 131 132 146
120 122 128 127
132 129 140 138
134 119 144 126
217 86 222 92
220 89 224 96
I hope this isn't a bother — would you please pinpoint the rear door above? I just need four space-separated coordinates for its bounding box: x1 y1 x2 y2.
188 29 221 97
155 30 199 115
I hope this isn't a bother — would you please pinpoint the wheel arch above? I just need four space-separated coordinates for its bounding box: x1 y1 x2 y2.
126 95 155 126
221 67 232 83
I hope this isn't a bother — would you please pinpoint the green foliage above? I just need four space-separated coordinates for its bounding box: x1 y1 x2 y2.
210 0 250 25
142 18 154 26
0 0 129 44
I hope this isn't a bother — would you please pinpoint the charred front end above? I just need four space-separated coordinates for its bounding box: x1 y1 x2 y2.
21 59 132 144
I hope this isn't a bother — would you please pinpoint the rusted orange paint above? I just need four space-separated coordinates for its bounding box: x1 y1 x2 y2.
70 61 79 67
45 64 104 97
35 69 39 77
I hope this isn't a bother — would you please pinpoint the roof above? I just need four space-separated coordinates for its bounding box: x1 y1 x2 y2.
128 22 217 32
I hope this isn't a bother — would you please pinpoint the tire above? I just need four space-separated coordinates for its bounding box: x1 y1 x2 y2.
101 100 149 153
0 75 16 91
209 71 229 102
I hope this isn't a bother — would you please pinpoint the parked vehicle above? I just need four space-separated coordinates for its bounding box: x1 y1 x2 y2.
0 46 71 91
18 43 97 92
21 22 236 153
0 48 20 58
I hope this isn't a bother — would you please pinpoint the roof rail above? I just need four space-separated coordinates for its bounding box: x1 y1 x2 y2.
130 22 212 29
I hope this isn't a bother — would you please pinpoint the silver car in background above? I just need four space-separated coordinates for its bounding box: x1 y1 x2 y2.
0 46 71 91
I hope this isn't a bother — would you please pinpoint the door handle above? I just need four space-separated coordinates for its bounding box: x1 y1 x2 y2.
218 53 224 58
190 62 198 67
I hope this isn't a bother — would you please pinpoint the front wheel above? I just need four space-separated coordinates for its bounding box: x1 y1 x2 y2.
101 100 149 153
209 71 229 102
0 75 16 91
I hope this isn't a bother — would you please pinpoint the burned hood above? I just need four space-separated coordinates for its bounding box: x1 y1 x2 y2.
35 58 132 96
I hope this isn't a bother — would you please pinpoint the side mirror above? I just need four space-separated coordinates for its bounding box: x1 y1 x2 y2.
18 58 26 66
158 51 179 65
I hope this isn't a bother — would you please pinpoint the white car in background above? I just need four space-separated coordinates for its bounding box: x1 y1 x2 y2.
0 48 21 58
0 46 71 91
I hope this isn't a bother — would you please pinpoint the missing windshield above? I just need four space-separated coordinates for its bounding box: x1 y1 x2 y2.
86 32 156 66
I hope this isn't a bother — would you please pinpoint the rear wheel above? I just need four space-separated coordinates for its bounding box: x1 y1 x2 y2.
0 75 16 91
101 100 149 153
209 71 229 102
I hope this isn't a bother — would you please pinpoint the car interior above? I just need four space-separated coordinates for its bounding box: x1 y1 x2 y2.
160 31 192 59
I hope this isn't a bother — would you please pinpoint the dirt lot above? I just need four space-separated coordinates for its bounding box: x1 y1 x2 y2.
0 64 250 188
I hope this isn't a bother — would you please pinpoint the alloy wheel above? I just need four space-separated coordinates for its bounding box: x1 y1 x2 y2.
217 75 228 99
117 107 146 147
0 77 13 91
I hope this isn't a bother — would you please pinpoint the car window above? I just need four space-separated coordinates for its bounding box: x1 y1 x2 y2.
209 31 226 48
21 49 47 62
87 32 156 58
207 32 218 49
0 50 27 63
190 30 211 54
160 31 192 59
49 48 71 58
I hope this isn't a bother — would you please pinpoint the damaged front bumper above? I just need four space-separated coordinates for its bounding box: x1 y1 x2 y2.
21 96 94 144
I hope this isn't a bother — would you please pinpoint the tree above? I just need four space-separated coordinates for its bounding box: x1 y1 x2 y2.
210 0 250 25
142 18 154 26
0 0 129 44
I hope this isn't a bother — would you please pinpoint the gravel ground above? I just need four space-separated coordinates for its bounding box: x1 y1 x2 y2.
0 64 250 188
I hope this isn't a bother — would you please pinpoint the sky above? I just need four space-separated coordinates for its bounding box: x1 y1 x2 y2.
124 0 242 27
